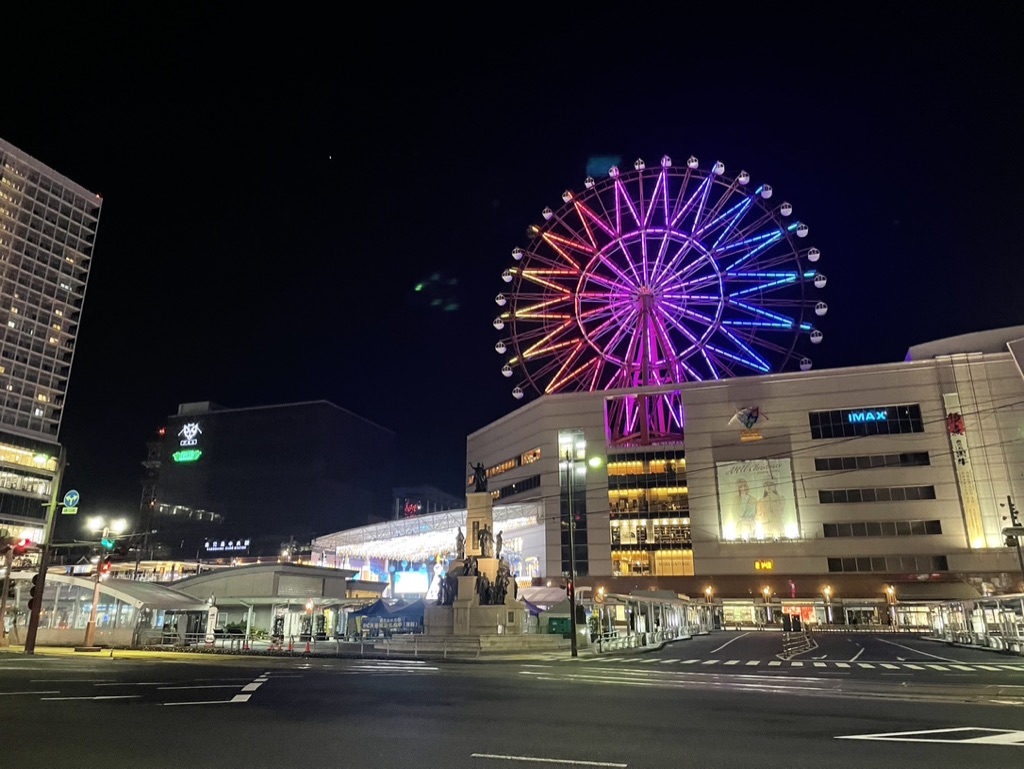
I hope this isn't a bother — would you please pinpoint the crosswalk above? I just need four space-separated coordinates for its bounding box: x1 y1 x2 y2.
557 656 1024 673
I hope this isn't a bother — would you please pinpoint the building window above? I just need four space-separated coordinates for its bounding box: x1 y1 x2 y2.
823 520 942 537
809 404 924 439
814 452 929 471
827 555 948 573
819 486 936 504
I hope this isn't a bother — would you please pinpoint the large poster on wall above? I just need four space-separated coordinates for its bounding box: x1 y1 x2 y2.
716 458 799 541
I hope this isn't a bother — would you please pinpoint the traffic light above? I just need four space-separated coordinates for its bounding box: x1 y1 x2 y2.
13 538 31 554
1007 534 1020 548
1010 499 1022 527
100 557 113 575
100 527 115 551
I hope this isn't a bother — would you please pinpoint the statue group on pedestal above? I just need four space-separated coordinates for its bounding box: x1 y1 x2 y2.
434 548 516 610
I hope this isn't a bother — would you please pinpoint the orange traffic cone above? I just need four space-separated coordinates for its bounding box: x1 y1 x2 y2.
304 639 311 653
287 638 293 652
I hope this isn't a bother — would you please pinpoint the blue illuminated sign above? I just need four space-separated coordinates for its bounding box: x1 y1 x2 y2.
848 410 888 423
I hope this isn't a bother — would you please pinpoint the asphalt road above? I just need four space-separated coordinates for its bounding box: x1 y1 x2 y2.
2 637 1023 769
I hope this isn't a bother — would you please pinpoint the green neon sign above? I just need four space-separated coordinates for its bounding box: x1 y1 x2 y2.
172 449 203 463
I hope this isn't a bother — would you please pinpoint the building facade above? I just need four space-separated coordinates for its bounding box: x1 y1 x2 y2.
460 327 1024 601
0 137 101 542
146 400 397 559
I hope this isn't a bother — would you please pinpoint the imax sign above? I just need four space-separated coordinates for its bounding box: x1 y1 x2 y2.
848 410 888 423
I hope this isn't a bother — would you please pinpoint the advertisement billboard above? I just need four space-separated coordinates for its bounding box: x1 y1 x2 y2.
394 571 429 594
716 458 799 541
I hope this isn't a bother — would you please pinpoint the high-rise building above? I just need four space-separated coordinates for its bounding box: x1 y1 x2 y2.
0 137 101 539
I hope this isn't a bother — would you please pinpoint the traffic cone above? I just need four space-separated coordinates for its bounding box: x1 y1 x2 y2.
304 639 311 653
287 638 293 652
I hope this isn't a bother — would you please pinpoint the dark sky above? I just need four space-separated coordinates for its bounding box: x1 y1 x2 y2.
3 9 1022 523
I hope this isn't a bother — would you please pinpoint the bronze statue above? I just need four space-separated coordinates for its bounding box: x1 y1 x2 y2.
470 462 488 493
455 527 465 559
478 525 494 558
495 530 503 559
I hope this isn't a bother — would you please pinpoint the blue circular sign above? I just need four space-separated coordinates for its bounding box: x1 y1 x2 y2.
63 489 80 508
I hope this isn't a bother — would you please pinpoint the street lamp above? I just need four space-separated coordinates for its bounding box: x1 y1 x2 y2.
762 586 772 624
82 516 129 647
561 442 602 658
885 585 897 628
564 449 579 658
823 585 833 624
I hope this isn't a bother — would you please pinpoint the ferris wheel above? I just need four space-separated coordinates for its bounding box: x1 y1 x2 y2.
493 154 828 436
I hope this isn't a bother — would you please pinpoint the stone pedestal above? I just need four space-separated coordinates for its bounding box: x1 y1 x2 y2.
465 492 493 557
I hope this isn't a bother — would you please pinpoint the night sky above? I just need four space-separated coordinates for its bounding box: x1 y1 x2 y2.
3 9 1022 528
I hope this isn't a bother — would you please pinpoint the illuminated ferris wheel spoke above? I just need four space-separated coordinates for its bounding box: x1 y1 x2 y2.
693 193 752 243
642 168 670 229
718 327 772 371
669 174 713 231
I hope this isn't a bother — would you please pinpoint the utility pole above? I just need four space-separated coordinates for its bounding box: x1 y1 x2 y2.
24 447 66 655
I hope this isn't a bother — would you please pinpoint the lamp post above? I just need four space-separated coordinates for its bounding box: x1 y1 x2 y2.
885 585 897 628
24 446 65 655
82 516 128 647
704 586 714 632
564 450 579 658
823 585 833 625
762 586 772 625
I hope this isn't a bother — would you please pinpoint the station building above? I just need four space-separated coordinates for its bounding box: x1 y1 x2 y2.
314 327 1024 620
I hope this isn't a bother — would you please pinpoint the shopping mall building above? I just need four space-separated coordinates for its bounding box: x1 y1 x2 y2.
314 327 1024 617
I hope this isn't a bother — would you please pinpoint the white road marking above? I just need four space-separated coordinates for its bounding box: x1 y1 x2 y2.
94 682 173 687
241 682 263 692
745 660 759 666
837 726 1024 745
835 663 850 668
768 661 782 667
876 638 955 662
681 659 699 664
0 691 59 696
710 632 750 654
471 753 627 766
858 663 875 669
813 662 826 668
723 660 740 666
849 647 865 662
926 665 950 671
904 664 925 670
950 665 975 671
790 661 803 667
231 694 252 703
977 665 1001 671
701 660 719 666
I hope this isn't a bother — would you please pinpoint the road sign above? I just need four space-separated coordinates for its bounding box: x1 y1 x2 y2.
61 506 78 516
63 489 80 508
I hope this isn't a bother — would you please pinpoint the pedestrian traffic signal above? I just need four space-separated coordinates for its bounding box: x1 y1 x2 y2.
100 557 113 575
28 573 42 610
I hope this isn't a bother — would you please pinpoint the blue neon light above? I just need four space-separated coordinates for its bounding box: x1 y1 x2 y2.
847 410 888 423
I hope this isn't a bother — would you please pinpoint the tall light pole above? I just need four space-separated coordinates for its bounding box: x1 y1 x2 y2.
565 450 578 658
24 446 65 655
82 516 127 647
885 584 897 628
823 585 833 624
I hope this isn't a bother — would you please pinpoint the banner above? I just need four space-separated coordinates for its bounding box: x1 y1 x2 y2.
717 458 799 541
943 393 986 548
